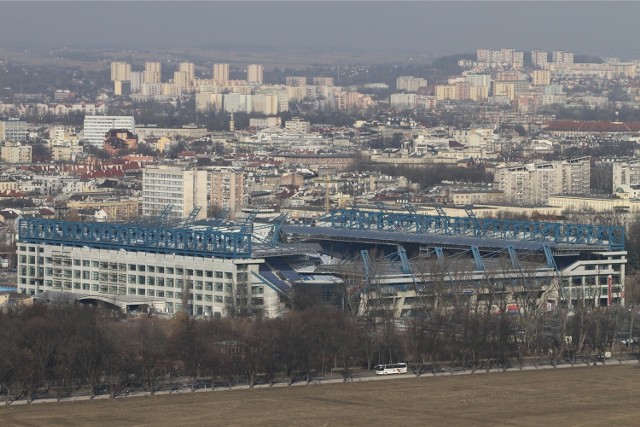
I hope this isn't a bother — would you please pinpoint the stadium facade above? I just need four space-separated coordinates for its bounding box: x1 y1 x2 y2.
16 207 627 317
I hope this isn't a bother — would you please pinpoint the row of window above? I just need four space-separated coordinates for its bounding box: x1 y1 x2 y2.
18 256 243 279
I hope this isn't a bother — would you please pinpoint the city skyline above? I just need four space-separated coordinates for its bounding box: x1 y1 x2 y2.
1 2 640 58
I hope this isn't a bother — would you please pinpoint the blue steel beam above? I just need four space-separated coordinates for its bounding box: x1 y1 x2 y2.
18 218 252 259
543 244 558 271
471 246 485 271
318 209 624 250
361 249 371 283
397 245 411 275
507 246 521 270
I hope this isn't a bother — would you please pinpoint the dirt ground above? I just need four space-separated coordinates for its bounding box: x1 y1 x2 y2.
1 364 639 427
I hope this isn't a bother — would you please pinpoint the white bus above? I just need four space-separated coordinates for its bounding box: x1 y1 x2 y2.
374 363 408 375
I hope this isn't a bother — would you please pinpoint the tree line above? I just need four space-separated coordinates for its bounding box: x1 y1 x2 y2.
1 296 636 406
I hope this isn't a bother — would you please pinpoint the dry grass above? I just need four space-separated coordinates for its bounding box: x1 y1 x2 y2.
1 364 639 427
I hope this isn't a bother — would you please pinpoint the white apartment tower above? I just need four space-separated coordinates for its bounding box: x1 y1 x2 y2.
208 167 245 219
144 61 162 84
142 164 208 221
531 50 548 68
111 62 131 82
552 51 574 67
247 64 264 84
82 116 135 148
494 157 590 205
213 63 230 84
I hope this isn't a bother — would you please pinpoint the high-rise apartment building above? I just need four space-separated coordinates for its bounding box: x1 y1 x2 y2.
552 51 574 67
465 74 491 88
177 62 195 90
313 77 334 87
477 48 524 68
286 77 307 87
213 63 230 84
82 116 135 148
247 64 264 84
208 167 244 219
130 71 144 93
531 50 548 68
110 62 131 82
532 70 551 86
494 157 590 205
144 61 162 84
396 76 428 93
142 164 208 220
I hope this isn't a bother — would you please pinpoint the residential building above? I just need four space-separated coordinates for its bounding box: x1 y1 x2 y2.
144 61 162 84
142 164 208 220
0 119 28 142
286 77 307 87
531 50 549 68
494 157 590 205
110 62 131 82
208 167 244 219
313 77 334 87
213 63 230 84
247 64 264 83
82 116 135 148
532 70 551 86
552 51 574 67
0 141 31 163
396 76 428 93
285 117 311 134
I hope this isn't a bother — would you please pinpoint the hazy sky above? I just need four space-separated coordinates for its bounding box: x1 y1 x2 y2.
1 1 639 58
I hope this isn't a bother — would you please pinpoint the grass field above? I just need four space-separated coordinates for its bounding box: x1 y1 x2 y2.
1 364 639 427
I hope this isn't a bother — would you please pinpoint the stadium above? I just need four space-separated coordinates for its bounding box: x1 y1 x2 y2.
16 205 627 318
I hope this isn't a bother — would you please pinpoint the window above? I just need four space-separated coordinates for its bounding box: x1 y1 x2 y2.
205 282 213 291
214 295 223 303
215 271 223 278
215 283 223 292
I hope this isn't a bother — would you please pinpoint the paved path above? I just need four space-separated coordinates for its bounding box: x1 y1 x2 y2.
6 358 638 407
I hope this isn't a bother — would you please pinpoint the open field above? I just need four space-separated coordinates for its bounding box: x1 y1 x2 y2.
1 364 639 427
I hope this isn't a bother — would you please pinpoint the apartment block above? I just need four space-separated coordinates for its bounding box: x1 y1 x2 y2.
494 157 590 205
82 116 135 148
213 63 230 84
247 64 264 84
142 164 208 220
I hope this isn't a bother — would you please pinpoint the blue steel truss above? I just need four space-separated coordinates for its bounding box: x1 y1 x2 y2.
317 209 624 251
18 218 252 259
